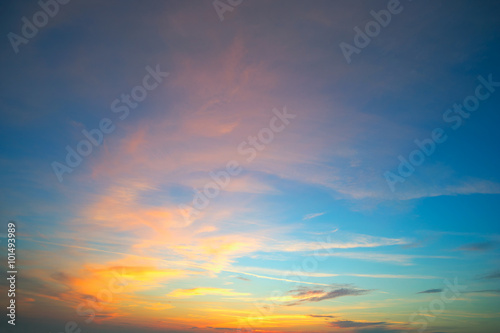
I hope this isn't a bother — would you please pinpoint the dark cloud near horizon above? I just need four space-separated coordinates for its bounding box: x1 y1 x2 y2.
464 289 500 294
482 271 500 279
457 241 497 252
309 314 336 318
417 287 500 295
286 286 370 306
353 329 400 333
417 288 443 294
330 320 386 328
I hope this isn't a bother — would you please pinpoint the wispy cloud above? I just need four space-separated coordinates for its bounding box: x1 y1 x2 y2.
234 276 250 282
224 269 332 287
317 252 454 265
272 233 409 253
278 286 371 306
464 289 500 295
347 273 438 279
417 287 500 296
302 212 325 220
167 287 250 298
236 266 439 279
457 241 498 252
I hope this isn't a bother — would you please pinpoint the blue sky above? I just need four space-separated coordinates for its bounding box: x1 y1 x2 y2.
1 1 499 332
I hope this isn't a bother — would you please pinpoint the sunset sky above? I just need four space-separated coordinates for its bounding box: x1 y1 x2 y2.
1 1 500 333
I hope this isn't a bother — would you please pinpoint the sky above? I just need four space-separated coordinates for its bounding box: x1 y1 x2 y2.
0 0 500 332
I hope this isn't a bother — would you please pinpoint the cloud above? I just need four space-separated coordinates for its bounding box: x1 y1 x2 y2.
347 273 438 279
464 289 500 295
330 320 387 328
482 271 500 279
317 252 453 266
235 266 438 280
21 262 192 319
308 314 336 318
417 288 443 294
235 276 250 282
212 328 239 331
386 179 500 201
72 265 187 295
417 287 500 296
142 302 175 311
280 286 371 306
235 266 340 278
328 320 403 333
167 287 250 298
3 1 500 332
354 329 401 333
272 233 410 253
50 272 71 282
225 269 332 287
457 241 497 252
303 212 325 220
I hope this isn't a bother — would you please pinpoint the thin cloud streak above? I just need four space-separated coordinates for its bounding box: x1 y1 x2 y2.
317 252 455 265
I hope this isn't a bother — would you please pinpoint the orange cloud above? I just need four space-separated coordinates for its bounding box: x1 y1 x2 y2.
167 287 251 298
89 265 186 284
